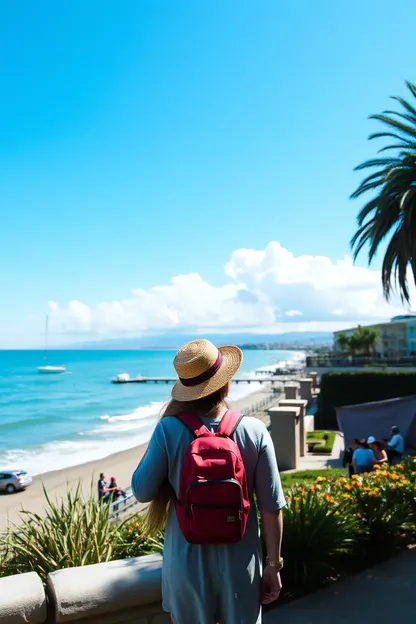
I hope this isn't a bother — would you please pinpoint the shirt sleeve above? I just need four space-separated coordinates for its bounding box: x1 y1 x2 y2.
131 421 169 503
388 435 398 450
254 426 286 512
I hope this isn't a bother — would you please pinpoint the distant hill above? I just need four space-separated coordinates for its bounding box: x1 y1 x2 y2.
64 331 333 350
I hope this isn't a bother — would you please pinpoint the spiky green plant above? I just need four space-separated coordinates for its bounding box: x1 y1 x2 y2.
351 81 416 302
0 483 117 581
282 487 359 590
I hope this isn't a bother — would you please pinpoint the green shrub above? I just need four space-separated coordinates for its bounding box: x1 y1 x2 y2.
113 516 164 559
0 486 165 583
306 431 336 454
317 371 416 429
0 483 119 582
280 468 345 489
332 463 416 558
282 487 359 591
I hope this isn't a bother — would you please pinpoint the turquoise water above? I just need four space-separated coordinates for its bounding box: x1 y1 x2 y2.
0 349 302 474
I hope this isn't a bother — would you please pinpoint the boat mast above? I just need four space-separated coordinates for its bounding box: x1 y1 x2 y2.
44 315 48 364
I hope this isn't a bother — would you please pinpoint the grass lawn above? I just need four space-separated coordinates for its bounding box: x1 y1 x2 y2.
306 430 336 454
280 467 346 489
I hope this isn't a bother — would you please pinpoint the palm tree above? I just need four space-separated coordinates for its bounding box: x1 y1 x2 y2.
350 325 379 356
336 326 379 356
335 332 351 355
351 81 416 303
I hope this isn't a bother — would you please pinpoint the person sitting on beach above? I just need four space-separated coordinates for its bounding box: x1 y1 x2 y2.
385 426 404 464
367 437 388 464
131 339 286 624
352 438 376 475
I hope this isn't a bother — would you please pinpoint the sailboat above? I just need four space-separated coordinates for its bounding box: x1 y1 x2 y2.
37 315 66 374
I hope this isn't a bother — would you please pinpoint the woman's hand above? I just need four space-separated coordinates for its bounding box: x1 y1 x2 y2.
261 565 282 604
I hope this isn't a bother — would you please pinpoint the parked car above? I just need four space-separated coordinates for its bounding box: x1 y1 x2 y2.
0 470 32 494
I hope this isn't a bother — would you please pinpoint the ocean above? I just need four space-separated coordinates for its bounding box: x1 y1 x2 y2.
0 349 303 475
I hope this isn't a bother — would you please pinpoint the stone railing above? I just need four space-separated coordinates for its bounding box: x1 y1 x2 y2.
0 554 169 624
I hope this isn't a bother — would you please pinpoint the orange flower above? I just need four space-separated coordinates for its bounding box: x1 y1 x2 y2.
344 484 353 491
357 512 363 519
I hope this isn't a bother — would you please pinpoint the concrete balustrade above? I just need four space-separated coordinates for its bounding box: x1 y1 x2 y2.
284 383 299 400
278 399 308 456
268 406 300 471
48 554 167 624
0 556 168 624
299 378 313 404
0 571 46 624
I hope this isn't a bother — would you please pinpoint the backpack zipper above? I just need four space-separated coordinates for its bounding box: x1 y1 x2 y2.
185 478 243 516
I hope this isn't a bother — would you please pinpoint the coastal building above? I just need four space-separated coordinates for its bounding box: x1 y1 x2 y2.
333 314 416 358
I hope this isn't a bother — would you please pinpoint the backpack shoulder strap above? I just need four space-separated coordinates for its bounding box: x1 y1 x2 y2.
175 413 210 437
217 410 244 438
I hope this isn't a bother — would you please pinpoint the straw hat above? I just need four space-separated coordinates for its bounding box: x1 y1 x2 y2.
171 339 243 401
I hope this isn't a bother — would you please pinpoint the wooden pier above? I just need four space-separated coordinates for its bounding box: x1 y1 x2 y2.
112 376 298 385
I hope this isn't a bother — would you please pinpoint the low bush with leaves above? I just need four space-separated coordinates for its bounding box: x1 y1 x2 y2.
282 486 359 591
0 484 118 581
0 484 162 582
281 458 416 589
113 517 164 559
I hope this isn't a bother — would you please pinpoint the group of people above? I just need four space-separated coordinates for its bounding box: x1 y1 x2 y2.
343 425 405 476
97 473 126 503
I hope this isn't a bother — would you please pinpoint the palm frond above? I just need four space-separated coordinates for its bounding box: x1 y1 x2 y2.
368 131 415 144
351 81 416 302
369 113 416 140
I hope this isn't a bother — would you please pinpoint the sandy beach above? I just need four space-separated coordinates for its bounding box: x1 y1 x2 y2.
0 385 277 532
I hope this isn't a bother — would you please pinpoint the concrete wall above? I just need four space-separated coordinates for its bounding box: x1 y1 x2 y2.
0 555 169 624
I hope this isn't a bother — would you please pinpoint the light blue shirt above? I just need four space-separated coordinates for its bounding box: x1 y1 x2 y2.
131 414 286 624
388 433 404 454
353 447 375 467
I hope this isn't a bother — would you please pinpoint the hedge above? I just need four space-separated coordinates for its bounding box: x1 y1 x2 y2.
317 371 416 430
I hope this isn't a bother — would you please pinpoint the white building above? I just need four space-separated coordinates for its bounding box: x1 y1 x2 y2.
333 314 416 358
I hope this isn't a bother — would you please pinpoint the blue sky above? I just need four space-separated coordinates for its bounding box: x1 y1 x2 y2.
1 0 416 347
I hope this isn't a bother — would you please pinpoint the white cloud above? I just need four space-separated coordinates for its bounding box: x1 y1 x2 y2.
47 241 415 338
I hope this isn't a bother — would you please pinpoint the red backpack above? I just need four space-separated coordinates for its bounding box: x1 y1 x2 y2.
175 410 250 545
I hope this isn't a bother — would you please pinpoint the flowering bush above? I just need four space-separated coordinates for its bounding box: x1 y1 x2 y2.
281 458 416 588
282 485 359 590
113 516 164 559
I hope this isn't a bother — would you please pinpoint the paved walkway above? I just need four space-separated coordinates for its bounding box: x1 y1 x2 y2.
264 547 416 623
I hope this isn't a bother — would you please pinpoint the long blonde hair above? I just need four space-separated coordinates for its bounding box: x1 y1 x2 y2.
144 383 230 535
